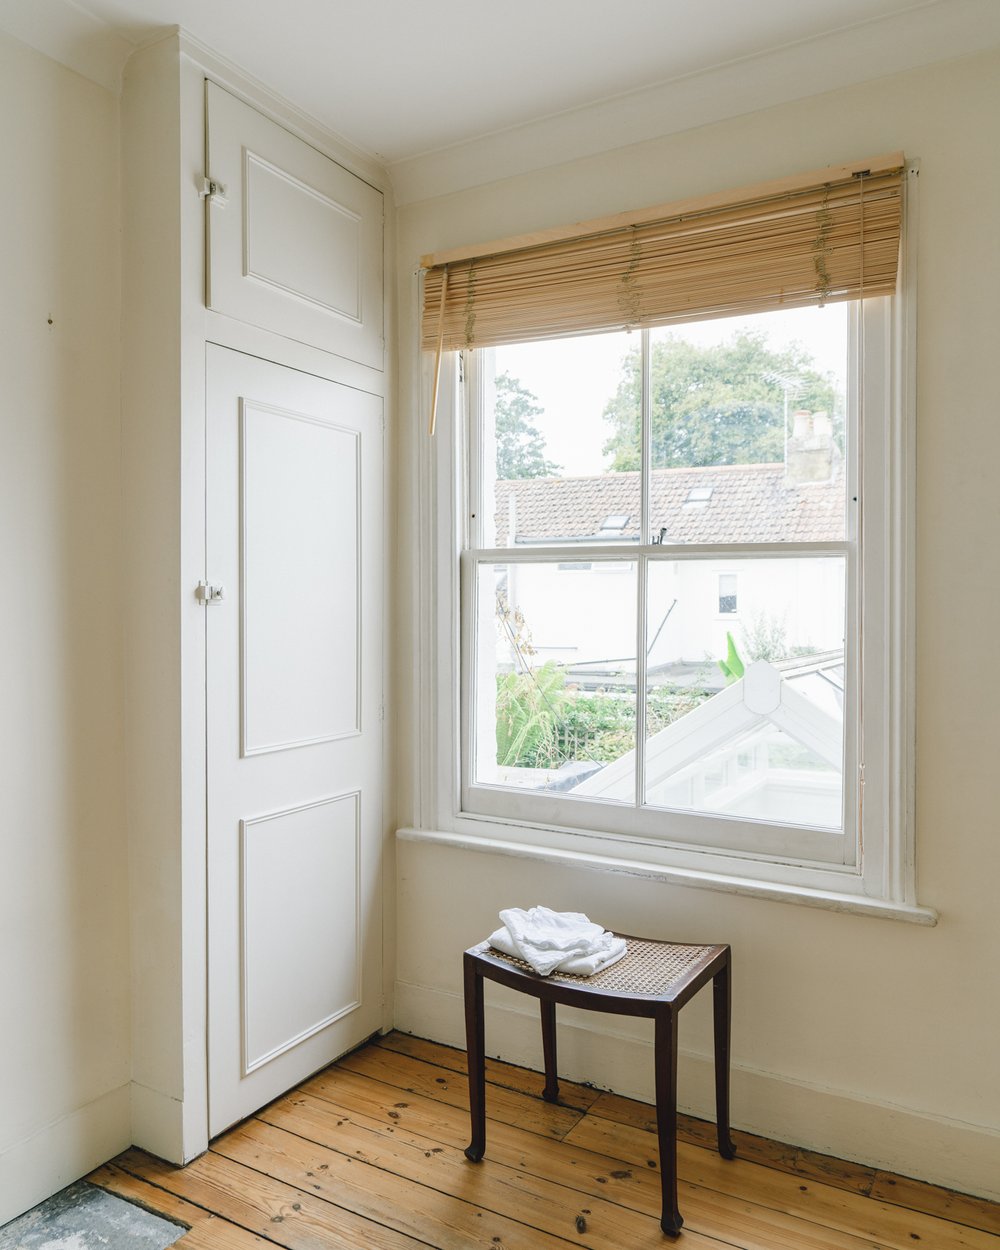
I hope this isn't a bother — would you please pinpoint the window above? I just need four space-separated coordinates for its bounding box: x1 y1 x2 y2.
423 156 917 907
464 303 860 864
718 573 738 616
600 514 631 533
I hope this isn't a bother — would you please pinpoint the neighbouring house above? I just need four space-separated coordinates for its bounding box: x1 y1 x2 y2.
493 412 845 675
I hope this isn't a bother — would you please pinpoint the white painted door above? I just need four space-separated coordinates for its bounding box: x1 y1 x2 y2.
205 82 384 370
206 344 383 1136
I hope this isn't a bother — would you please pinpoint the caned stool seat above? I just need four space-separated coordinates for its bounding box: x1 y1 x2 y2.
463 934 735 1237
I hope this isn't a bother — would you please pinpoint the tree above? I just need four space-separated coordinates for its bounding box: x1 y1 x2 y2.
495 371 561 479
602 331 837 470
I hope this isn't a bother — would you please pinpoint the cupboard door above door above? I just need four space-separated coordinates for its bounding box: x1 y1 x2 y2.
206 81 384 370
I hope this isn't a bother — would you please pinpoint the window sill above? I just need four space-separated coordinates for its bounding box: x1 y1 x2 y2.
396 825 938 926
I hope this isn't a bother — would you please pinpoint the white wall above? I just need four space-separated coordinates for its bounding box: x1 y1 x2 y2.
506 556 843 667
0 33 130 1223
395 49 1000 1198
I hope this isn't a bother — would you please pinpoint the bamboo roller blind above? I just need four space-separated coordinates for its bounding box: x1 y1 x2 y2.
421 154 904 353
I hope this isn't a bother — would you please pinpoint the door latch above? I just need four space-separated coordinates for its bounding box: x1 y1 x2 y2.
199 177 228 206
196 581 225 605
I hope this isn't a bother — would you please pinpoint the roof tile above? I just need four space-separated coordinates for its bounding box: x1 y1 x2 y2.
494 460 845 546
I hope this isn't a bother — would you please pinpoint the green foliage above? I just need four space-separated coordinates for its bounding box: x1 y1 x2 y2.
495 372 561 479
718 632 745 684
740 612 790 663
495 661 566 767
554 688 636 765
602 331 838 471
496 677 711 769
735 612 823 668
646 683 712 730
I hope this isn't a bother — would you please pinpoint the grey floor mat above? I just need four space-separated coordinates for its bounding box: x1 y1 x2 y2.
0 1181 186 1250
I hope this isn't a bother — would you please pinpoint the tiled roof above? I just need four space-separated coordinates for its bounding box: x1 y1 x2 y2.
494 460 845 546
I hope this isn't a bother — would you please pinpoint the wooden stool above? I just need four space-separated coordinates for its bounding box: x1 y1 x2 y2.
463 934 735 1236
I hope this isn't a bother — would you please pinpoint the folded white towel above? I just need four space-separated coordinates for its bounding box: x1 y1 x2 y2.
488 925 627 977
555 939 627 976
498 906 604 974
491 906 625 976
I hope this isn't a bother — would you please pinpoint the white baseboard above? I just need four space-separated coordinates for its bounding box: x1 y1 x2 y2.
0 1085 132 1226
130 1078 209 1166
394 978 1000 1203
129 1080 186 1165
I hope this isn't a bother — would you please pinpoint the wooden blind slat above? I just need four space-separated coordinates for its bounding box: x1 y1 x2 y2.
420 158 904 352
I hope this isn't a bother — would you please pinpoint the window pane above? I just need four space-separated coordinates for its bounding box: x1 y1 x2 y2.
647 306 848 544
645 556 845 829
649 723 843 828
565 555 845 826
473 560 636 800
487 333 638 548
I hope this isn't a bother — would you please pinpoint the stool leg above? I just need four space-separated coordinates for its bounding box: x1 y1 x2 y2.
540 999 559 1103
713 960 737 1160
654 1007 683 1236
464 954 486 1162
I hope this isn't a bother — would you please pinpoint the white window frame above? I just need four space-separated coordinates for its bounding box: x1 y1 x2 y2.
414 167 930 921
462 322 857 866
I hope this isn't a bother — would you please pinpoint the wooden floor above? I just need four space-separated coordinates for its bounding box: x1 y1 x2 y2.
90 1032 1000 1249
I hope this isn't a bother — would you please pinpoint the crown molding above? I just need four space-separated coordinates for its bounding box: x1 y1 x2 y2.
4 0 998 206
388 0 1000 205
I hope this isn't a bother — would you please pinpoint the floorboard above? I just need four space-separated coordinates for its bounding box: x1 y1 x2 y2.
88 1033 1000 1249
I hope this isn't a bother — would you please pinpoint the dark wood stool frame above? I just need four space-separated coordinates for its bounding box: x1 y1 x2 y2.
463 937 736 1237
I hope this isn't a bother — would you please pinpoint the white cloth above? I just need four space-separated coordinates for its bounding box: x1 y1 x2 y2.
488 925 627 976
489 906 626 976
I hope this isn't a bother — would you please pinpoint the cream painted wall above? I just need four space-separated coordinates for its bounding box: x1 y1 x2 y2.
0 33 131 1223
394 49 1000 1198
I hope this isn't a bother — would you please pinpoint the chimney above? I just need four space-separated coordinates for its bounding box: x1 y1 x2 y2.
786 409 835 485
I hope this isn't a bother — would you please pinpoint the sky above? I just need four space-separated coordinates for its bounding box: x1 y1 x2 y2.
494 304 850 476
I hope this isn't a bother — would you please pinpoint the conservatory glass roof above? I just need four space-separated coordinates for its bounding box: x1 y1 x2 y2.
570 653 844 829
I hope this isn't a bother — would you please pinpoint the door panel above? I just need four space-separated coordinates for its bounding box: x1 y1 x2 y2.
244 155 362 317
206 82 384 370
207 345 383 1136
241 793 360 1073
241 400 360 753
